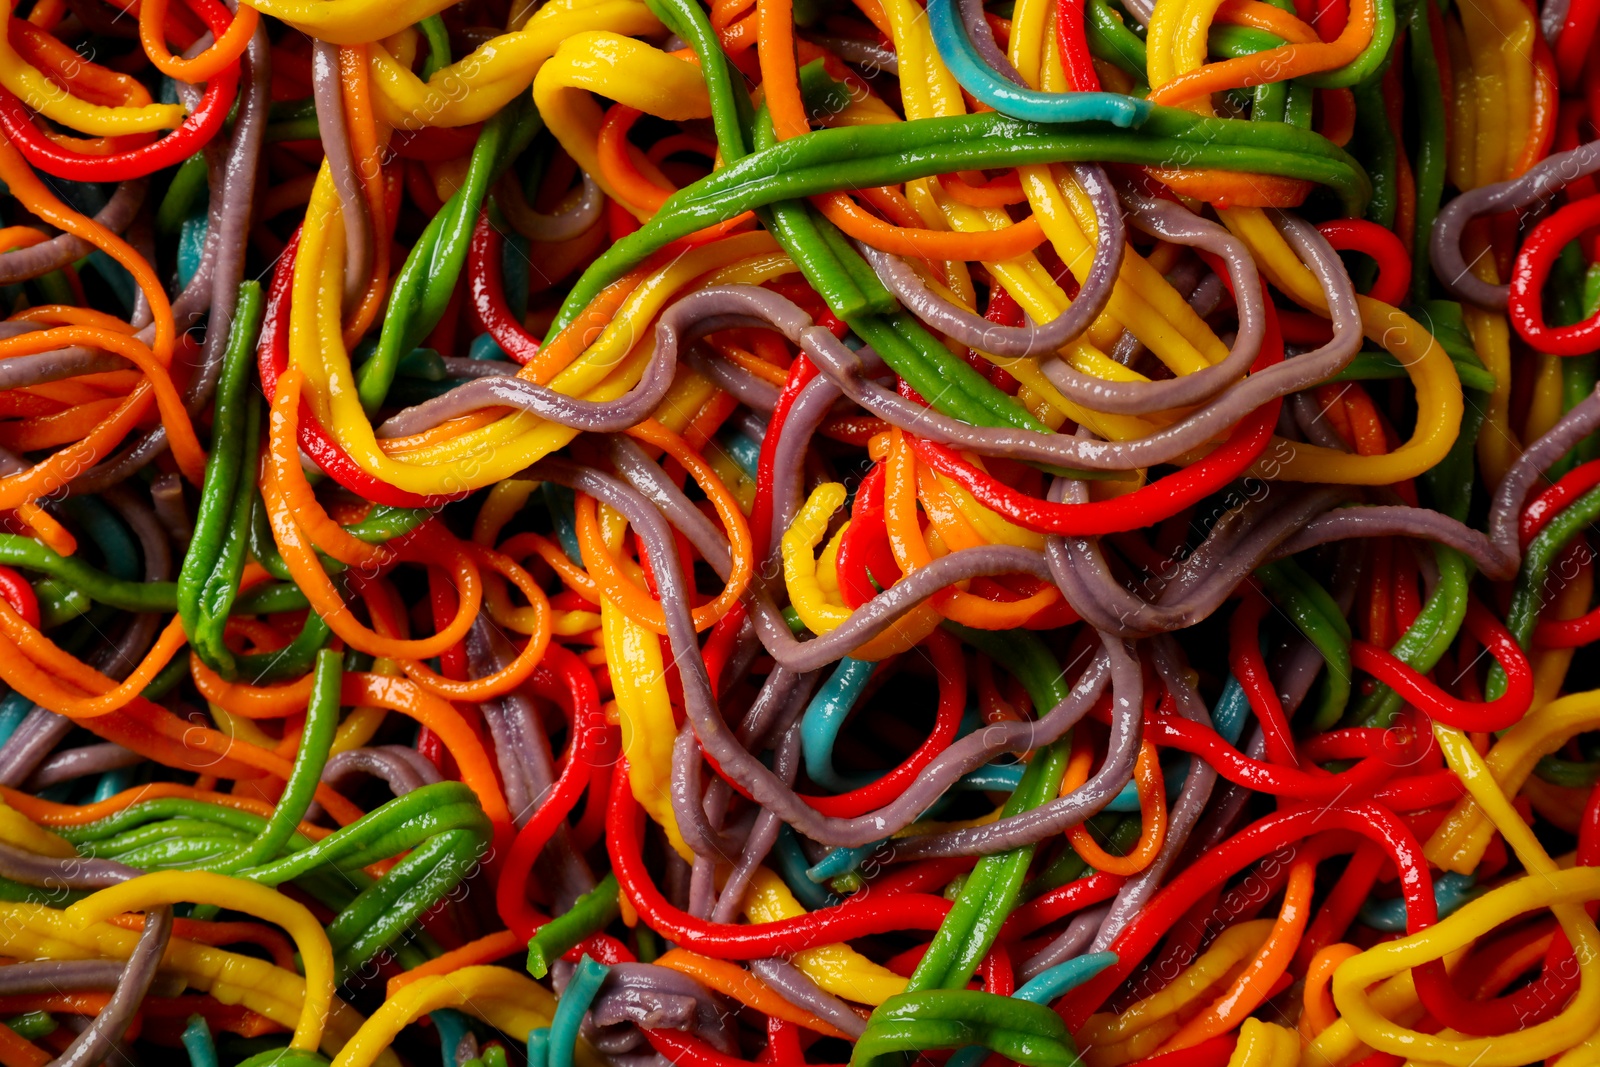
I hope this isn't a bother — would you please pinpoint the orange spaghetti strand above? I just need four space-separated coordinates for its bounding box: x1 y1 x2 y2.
910 460 1063 627
630 418 754 577
654 950 855 1039
338 672 513 831
263 377 484 661
13 501 78 556
365 548 552 702
1299 943 1362 1040
1159 856 1318 1050
188 658 315 718
814 192 1048 260
1214 0 1321 39
139 0 259 81
0 399 125 451
0 137 173 363
377 411 504 457
937 170 1028 207
264 369 391 568
1335 383 1390 455
386 930 526 996
31 370 144 396
268 498 482 660
711 0 753 26
568 419 754 635
855 185 925 228
0 607 188 719
0 324 207 483
1057 729 1097 796
1148 0 1375 107
576 493 733 634
683 389 740 451
711 0 758 51
55 709 268 783
846 429 953 654
185 659 513 832
339 42 392 347
83 700 367 823
597 105 678 215
0 780 333 839
0 1018 49 1067
1513 35 1559 177
0 994 111 1016
1066 740 1168 875
12 304 142 332
518 267 652 384
0 384 147 509
757 0 810 139
24 0 66 30
498 531 602 604
848 0 894 37
0 226 46 252
707 337 792 387
1147 168 1312 208
720 12 758 50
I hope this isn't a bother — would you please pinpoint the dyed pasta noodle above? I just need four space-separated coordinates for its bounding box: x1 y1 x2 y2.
1 2 1597 1067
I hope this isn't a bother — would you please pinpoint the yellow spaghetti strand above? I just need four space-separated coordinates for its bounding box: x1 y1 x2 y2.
532 32 712 218
0 0 184 135
1223 208 1462 483
65 871 336 1052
